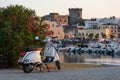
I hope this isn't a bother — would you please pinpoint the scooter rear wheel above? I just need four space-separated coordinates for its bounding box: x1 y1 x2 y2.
22 64 33 73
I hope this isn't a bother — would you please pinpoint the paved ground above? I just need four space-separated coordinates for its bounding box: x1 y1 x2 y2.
0 67 120 80
85 58 120 63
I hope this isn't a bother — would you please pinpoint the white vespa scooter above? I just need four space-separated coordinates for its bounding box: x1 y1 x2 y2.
18 36 61 73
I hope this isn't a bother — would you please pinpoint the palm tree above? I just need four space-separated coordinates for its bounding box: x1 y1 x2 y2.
88 33 93 39
110 34 115 39
95 33 99 39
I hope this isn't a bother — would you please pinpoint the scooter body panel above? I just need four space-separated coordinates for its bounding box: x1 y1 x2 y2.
18 51 42 64
44 46 60 61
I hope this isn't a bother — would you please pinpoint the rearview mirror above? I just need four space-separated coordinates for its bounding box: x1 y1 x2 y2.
35 36 40 40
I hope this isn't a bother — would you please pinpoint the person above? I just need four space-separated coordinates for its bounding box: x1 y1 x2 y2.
43 37 61 70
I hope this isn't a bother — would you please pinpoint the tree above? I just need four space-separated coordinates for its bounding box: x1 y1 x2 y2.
95 33 99 39
88 33 93 39
110 34 115 39
101 32 106 38
0 5 52 67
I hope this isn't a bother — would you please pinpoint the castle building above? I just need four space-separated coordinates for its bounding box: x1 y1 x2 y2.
44 13 68 26
69 8 82 25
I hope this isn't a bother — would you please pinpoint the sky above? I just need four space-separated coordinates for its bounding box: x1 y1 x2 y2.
0 0 120 19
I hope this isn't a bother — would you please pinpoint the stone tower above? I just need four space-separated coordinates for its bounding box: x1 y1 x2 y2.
69 8 82 25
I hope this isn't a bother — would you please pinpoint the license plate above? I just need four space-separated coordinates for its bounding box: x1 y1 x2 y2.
24 59 29 63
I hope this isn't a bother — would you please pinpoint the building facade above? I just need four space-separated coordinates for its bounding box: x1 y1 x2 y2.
63 25 77 38
78 27 109 39
82 17 120 39
77 24 120 39
100 24 120 38
45 20 64 40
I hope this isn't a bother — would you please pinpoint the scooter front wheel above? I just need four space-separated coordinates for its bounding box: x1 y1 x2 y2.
22 64 33 73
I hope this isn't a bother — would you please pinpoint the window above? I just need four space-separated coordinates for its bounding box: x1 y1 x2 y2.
52 24 54 27
105 26 107 28
79 33 81 36
82 33 84 36
58 31 60 35
64 19 66 22
86 33 88 36
59 19 62 22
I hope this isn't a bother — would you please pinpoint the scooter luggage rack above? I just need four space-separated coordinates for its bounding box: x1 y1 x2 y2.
24 46 42 52
34 48 42 51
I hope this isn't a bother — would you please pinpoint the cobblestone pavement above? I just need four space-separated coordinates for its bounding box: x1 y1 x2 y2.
0 67 120 80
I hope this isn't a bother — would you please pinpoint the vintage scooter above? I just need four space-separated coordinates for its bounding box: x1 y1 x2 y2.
18 36 61 73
